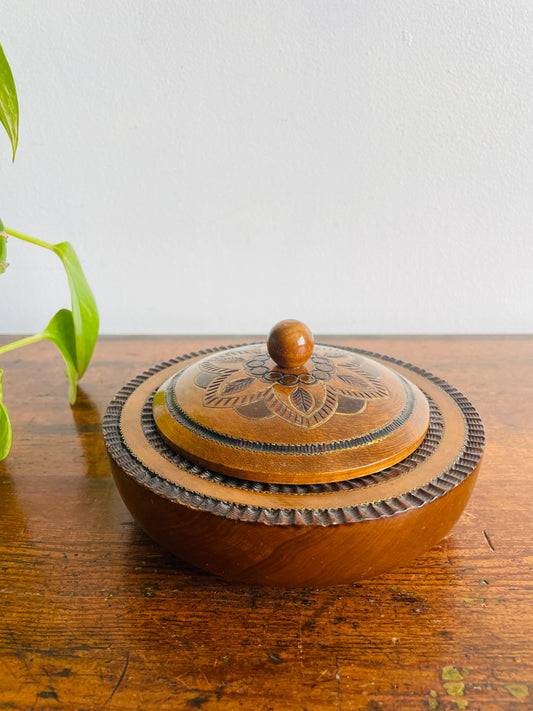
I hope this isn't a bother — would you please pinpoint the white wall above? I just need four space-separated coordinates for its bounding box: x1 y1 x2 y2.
0 0 532 335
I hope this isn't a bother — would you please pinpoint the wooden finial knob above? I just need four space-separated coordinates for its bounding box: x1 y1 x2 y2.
267 320 314 369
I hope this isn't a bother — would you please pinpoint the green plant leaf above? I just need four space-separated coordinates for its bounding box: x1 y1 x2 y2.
41 309 78 404
0 230 7 274
52 242 99 377
0 42 19 160
3 228 99 392
0 370 13 461
0 216 7 273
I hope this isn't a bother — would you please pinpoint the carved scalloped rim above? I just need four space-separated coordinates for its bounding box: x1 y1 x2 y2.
103 344 485 527
141 392 444 494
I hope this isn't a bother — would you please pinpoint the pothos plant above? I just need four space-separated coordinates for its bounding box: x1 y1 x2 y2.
0 42 99 461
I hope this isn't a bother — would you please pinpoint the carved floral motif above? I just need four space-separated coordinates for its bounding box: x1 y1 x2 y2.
194 346 390 429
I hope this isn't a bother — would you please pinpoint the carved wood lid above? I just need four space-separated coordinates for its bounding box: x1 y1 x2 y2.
152 320 430 484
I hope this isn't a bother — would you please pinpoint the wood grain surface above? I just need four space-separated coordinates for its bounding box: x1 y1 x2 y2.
0 334 531 710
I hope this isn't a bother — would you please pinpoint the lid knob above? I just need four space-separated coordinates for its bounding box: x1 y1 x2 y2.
267 319 314 369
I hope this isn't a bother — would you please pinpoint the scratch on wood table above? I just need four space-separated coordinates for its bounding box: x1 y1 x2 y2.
100 650 129 709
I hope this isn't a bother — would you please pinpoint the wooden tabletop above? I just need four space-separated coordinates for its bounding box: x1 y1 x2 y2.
0 335 531 711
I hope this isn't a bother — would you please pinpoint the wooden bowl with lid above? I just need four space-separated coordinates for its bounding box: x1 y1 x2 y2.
103 320 484 586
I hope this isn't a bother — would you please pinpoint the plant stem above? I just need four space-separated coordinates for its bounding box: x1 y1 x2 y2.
5 227 55 252
0 333 45 356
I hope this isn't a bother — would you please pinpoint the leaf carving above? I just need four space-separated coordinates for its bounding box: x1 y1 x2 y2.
290 387 314 414
221 377 254 395
338 373 369 388
337 371 389 400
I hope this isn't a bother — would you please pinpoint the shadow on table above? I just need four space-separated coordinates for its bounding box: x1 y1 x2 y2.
117 528 468 677
0 458 30 544
71 386 110 479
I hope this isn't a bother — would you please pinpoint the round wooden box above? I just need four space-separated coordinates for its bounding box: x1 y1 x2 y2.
103 320 484 586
